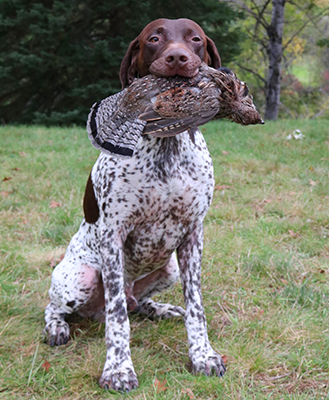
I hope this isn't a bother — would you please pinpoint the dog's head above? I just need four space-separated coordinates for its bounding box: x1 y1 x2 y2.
120 18 221 88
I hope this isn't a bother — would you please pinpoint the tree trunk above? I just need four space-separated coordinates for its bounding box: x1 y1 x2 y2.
265 0 285 120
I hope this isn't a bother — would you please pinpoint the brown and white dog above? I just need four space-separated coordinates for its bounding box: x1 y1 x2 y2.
44 18 226 392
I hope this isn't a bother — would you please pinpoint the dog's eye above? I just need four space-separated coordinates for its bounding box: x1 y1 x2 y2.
149 36 159 43
192 37 201 42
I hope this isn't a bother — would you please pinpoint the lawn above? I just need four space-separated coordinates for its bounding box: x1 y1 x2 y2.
0 120 329 399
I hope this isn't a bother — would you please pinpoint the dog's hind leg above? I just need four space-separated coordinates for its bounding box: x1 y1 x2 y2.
133 253 185 318
44 258 104 346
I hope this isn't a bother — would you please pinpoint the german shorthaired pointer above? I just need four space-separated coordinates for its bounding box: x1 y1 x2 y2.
44 18 226 392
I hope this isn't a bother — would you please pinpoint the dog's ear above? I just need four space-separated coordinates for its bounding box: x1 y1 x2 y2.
119 36 140 89
205 36 221 69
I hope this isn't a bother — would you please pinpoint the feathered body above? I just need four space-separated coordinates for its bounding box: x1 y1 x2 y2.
87 63 263 157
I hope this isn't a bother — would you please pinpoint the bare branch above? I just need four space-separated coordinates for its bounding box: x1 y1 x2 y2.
260 0 272 16
254 0 272 34
235 62 267 85
287 0 329 14
243 26 268 48
219 0 269 29
282 7 329 51
220 0 254 15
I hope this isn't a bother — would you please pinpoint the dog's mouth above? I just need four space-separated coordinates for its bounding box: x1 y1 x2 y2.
151 67 200 79
149 58 201 79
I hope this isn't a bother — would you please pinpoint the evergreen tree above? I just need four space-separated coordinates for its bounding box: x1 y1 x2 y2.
0 0 243 125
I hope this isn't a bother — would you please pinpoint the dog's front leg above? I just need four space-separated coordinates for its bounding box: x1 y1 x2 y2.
177 224 226 377
98 228 138 392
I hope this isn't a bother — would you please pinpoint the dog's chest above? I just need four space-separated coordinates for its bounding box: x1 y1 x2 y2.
93 131 214 272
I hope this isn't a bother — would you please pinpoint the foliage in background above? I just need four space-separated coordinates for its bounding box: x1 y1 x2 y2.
0 0 243 126
222 0 329 119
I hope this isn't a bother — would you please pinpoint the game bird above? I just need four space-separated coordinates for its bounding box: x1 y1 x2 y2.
87 63 264 157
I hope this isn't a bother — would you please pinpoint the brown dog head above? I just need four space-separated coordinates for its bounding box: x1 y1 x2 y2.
119 18 221 88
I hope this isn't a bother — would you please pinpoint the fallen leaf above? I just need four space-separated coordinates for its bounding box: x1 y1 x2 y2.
154 377 168 394
11 167 20 171
309 179 318 187
281 278 288 284
0 191 10 197
50 200 61 208
42 360 51 372
2 176 12 182
50 254 65 268
182 388 195 399
19 151 27 157
215 185 231 190
221 354 228 364
288 230 299 238
263 199 271 203
222 150 229 155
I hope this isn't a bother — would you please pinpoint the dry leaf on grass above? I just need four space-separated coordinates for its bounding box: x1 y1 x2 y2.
50 254 65 268
288 230 299 238
222 150 229 155
0 191 10 197
215 185 232 190
2 176 12 182
50 200 61 208
182 387 195 399
222 354 228 364
42 360 51 372
153 377 168 393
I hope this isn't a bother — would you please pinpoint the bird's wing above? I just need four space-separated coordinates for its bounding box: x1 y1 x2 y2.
87 91 146 158
139 107 218 137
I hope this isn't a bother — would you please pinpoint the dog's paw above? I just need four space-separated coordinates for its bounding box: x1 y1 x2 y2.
99 369 139 392
160 305 185 319
138 299 185 319
191 350 226 377
44 320 70 346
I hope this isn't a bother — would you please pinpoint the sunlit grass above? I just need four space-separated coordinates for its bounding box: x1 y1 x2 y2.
290 57 322 87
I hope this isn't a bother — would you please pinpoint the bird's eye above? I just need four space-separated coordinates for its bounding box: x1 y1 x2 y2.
149 36 159 43
192 37 201 42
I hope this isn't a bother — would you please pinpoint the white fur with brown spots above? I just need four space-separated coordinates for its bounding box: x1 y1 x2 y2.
44 130 226 392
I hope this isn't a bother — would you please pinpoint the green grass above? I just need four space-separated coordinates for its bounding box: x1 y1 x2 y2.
291 58 321 87
1 121 329 399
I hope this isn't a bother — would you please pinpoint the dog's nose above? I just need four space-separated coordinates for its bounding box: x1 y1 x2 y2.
165 48 189 68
